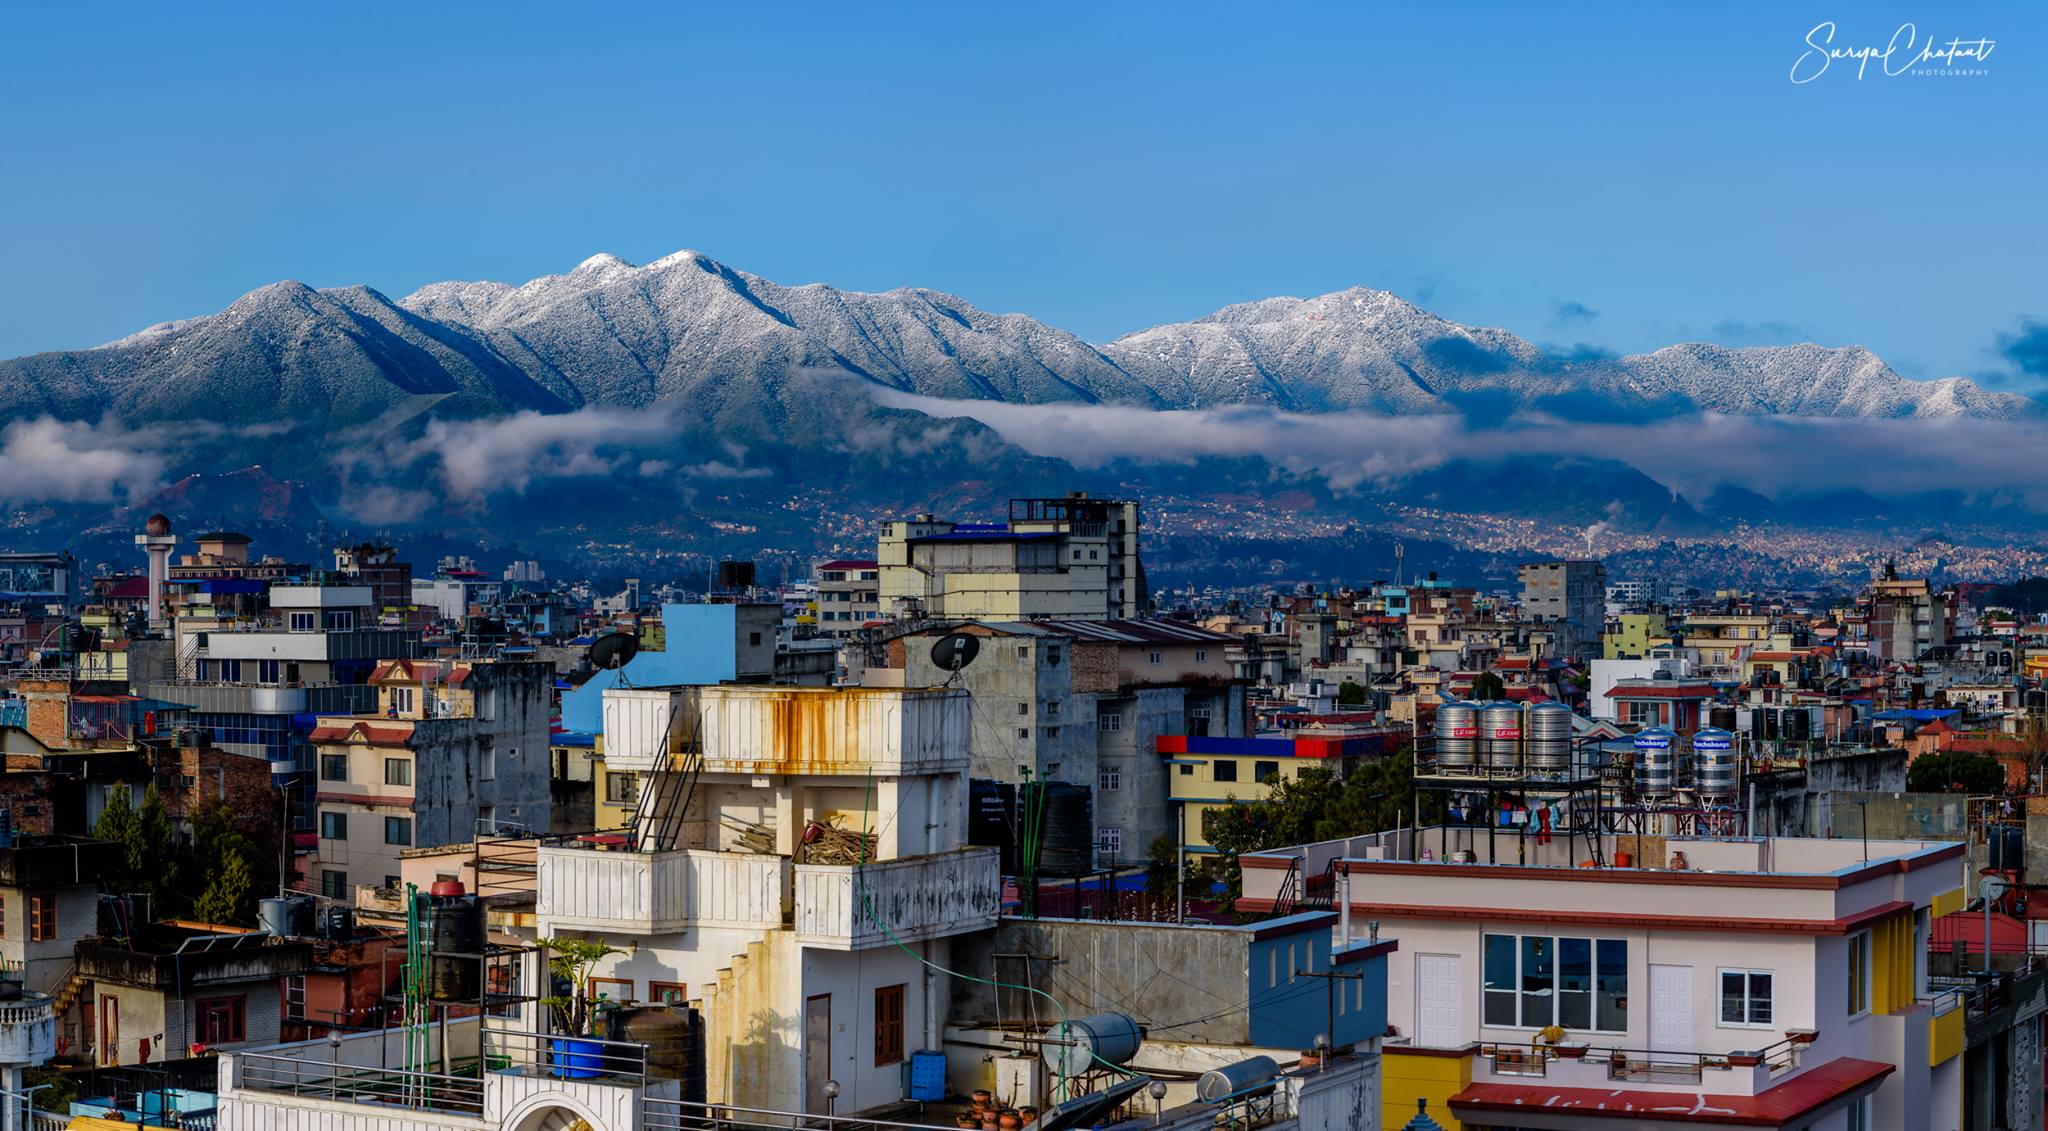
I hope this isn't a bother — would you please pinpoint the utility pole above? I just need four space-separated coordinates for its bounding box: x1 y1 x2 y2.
1294 967 1367 1065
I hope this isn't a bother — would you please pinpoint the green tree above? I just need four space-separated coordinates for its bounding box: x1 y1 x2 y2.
1907 751 2007 795
1201 748 1438 913
1143 835 1181 908
185 796 271 925
1470 671 1507 701
1337 681 1368 707
193 844 257 925
540 936 624 1036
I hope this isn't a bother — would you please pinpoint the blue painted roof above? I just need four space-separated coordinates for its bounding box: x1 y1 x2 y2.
1873 708 1960 721
552 731 597 748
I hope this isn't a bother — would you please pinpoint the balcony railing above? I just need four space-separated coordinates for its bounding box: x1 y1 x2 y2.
644 1098 972 1131
793 848 1000 950
535 844 790 933
235 1024 652 1116
1480 1035 1806 1089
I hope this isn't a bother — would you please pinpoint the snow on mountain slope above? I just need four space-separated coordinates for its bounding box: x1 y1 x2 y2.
0 251 2031 436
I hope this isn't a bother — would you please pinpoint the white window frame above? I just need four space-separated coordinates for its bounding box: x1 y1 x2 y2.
288 611 316 633
1099 712 1123 732
1482 932 1629 1033
1147 651 1163 665
1096 827 1122 857
1098 769 1121 792
1716 968 1775 1029
1847 930 1872 1018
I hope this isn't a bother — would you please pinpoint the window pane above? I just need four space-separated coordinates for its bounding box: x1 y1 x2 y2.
1521 936 1554 1027
1559 939 1592 1030
1483 935 1518 1025
1721 971 1746 1023
1596 939 1628 1031
1749 973 1772 1025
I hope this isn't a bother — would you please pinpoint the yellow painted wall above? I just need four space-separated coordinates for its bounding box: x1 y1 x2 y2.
1382 1047 1472 1131
1871 914 1914 1016
1170 752 1307 856
1602 614 1669 659
1929 1001 1964 1065
1931 886 1965 917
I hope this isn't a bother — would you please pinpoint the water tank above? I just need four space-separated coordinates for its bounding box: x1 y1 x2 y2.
1034 782 1095 876
1197 1055 1281 1103
1784 708 1812 741
1708 705 1738 732
322 904 355 941
288 895 318 937
615 1006 695 1079
1692 728 1737 800
1042 1012 1143 1078
1525 702 1573 773
968 779 1018 874
427 881 486 1003
1435 701 1479 772
1991 825 2025 871
258 898 295 937
1633 728 1675 799
1482 701 1523 773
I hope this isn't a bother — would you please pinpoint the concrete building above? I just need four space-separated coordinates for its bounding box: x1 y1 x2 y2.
1603 612 1671 659
948 912 1391 1127
877 494 1144 621
1160 732 1401 863
1864 569 1954 666
308 658 553 899
813 559 879 632
0 551 80 611
77 923 311 1066
537 681 999 1113
1242 828 1967 1131
1516 560 1606 658
0 836 117 997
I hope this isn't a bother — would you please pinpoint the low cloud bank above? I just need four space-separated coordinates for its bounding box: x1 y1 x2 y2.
0 417 166 503
872 388 2048 508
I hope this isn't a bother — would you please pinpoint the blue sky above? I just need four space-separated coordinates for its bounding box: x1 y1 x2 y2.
1 2 2040 389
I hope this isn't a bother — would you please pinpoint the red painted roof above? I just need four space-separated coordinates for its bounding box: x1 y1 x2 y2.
1608 684 1716 698
818 560 878 571
310 721 415 745
1450 1056 1893 1126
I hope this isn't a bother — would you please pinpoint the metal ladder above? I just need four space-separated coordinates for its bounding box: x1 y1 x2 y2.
634 700 706 853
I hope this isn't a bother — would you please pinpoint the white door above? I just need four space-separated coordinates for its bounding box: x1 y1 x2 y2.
1649 964 1693 1057
1416 954 1462 1048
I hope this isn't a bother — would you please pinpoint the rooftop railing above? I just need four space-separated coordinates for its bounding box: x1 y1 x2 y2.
642 1098 964 1131
237 1025 653 1115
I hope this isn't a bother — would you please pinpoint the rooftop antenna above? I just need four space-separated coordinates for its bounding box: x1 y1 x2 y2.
589 629 641 688
1394 542 1405 587
930 632 982 687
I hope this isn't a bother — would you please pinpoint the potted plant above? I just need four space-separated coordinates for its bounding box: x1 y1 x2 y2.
540 936 623 1078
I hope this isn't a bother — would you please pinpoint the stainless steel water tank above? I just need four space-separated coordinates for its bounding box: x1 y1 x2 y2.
1632 728 1674 799
1525 702 1573 773
1692 728 1737 800
1482 701 1523 773
1042 1012 1143 1078
1197 1055 1281 1102
1436 701 1479 772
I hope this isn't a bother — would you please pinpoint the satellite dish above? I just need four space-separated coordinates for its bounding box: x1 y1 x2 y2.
589 631 641 671
931 632 981 673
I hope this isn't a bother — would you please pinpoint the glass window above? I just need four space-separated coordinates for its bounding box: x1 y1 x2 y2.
1596 940 1629 1031
1255 760 1281 783
384 816 412 846
1720 970 1774 1027
1098 770 1121 792
1521 936 1555 1027
1848 931 1870 1016
606 772 640 804
1099 712 1123 732
319 811 348 840
1483 934 1517 1026
1178 764 1193 776
320 754 349 782
384 758 411 786
1558 938 1593 1030
1212 761 1237 782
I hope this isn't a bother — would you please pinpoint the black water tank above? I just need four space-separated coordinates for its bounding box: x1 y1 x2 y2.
1784 709 1811 741
1709 706 1738 733
1991 826 2025 871
322 905 355 941
1034 782 1095 876
427 882 486 1003
968 779 1017 873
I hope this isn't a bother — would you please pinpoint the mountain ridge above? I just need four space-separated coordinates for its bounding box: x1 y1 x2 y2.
2 249 2031 432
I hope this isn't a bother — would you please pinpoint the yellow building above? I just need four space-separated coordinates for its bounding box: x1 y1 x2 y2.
1601 612 1669 659
1159 733 1374 861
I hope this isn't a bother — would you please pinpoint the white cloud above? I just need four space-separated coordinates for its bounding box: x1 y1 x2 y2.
0 416 166 503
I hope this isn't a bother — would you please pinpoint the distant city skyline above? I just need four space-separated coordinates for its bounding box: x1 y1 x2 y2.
1 3 2041 393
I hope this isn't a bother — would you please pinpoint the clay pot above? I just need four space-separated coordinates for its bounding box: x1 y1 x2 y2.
956 1117 980 1129
972 1090 993 1109
980 1117 998 1131
999 1112 1022 1130
1019 1108 1039 1126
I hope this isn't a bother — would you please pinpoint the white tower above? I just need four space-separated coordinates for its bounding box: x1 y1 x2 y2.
134 512 177 631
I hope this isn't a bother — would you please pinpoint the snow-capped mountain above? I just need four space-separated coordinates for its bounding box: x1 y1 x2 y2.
0 249 2029 432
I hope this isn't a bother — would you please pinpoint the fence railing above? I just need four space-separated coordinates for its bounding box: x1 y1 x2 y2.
642 1098 966 1131
238 1027 652 1114
1482 1037 1806 1086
